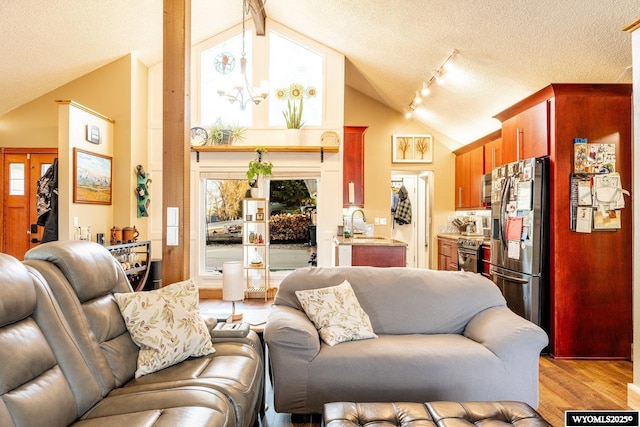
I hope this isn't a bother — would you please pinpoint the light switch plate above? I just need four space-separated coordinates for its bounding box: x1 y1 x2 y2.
167 226 178 246
167 207 179 226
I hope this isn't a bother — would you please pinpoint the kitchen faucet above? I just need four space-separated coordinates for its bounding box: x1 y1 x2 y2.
350 209 366 237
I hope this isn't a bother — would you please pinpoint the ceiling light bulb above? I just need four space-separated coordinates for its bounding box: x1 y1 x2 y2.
404 110 412 119
420 83 431 97
436 74 446 86
413 92 422 104
443 60 455 72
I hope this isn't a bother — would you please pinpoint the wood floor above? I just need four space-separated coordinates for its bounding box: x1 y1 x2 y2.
200 299 633 427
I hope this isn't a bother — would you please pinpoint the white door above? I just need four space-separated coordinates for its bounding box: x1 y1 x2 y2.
391 174 417 267
391 172 433 269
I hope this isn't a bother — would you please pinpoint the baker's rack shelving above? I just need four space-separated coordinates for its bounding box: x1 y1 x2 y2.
242 198 272 300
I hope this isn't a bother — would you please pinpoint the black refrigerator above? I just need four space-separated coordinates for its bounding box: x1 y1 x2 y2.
490 157 549 330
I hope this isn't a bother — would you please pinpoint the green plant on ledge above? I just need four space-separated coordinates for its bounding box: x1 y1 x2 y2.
246 147 273 186
207 118 247 145
274 83 317 129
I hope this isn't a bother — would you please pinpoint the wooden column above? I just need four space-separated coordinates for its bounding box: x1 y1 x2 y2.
162 0 191 285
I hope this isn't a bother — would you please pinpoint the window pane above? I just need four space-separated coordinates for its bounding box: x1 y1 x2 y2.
204 178 248 272
269 179 317 271
203 177 318 273
269 31 323 127
41 163 52 176
9 163 25 195
201 31 253 127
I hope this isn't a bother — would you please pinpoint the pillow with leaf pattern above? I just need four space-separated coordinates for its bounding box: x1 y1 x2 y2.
295 280 377 346
114 278 215 377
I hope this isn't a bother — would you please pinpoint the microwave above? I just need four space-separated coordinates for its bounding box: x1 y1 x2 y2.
481 173 492 204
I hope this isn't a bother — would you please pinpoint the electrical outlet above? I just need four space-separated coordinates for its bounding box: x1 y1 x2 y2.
374 217 380 225
380 218 387 225
73 216 79 227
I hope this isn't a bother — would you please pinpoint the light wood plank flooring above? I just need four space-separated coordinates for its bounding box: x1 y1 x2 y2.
201 299 633 427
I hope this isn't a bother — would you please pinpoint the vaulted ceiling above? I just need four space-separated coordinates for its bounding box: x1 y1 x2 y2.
0 1 635 148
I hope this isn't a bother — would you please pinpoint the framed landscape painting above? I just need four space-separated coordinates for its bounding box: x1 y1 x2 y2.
392 133 433 163
73 148 112 204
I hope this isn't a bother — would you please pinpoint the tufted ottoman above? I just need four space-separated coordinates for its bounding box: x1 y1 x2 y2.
323 401 551 426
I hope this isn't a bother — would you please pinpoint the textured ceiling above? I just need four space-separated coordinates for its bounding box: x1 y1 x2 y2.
0 0 635 147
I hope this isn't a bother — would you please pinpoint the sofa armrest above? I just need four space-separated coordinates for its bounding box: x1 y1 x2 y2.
464 306 548 362
264 305 320 362
209 327 264 356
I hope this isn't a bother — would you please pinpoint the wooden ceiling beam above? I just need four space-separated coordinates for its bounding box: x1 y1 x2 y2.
247 0 266 36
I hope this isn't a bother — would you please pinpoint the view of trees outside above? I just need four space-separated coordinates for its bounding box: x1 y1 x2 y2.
204 178 317 272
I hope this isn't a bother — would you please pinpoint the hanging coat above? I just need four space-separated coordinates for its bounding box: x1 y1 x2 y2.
37 158 59 243
394 185 412 225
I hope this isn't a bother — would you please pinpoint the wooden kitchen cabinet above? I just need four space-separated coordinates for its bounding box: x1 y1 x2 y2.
483 133 503 172
351 245 406 267
343 126 367 207
481 243 491 279
454 145 484 209
498 99 549 164
437 237 458 271
493 84 632 359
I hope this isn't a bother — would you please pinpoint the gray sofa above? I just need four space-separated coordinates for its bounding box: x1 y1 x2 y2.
264 266 548 415
0 241 263 427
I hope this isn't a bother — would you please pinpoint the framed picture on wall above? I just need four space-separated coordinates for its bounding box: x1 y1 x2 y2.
73 148 112 205
392 133 433 163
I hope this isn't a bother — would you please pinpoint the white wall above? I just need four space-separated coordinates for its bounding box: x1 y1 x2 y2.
57 101 115 241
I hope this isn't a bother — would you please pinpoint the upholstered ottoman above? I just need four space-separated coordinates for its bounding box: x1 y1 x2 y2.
323 401 551 426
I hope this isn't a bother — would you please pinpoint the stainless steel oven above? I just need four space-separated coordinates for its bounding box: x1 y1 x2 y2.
457 238 483 273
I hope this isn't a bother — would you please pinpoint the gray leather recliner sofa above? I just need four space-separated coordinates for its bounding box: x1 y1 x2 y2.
264 266 548 415
0 241 263 427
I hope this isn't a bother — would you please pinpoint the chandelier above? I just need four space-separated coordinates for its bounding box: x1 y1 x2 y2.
217 0 268 110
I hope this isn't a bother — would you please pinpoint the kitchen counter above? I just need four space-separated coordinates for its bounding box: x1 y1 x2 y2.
333 235 408 246
333 235 407 267
437 233 490 245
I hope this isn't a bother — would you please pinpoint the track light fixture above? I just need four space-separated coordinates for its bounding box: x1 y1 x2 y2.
405 49 458 116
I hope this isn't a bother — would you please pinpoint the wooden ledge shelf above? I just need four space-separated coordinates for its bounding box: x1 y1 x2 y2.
191 145 338 162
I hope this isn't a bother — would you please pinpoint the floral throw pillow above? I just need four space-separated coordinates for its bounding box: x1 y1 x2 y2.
114 278 215 377
295 280 377 346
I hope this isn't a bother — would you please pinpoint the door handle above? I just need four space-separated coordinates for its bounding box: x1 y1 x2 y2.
491 269 529 284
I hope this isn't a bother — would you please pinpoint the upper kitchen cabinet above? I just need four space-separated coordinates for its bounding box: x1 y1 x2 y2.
496 98 549 164
453 144 484 209
482 130 503 172
343 126 367 207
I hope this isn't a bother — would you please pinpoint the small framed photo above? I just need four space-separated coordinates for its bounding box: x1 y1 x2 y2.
245 214 253 221
86 124 101 144
392 133 433 163
256 212 265 221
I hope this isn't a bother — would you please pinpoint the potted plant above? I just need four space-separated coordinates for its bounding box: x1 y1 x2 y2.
207 118 247 145
246 147 273 197
274 83 317 129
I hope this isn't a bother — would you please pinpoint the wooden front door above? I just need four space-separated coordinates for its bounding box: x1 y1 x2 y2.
2 149 58 260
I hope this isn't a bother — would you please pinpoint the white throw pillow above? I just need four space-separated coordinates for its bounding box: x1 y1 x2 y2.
295 280 377 346
114 278 215 377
